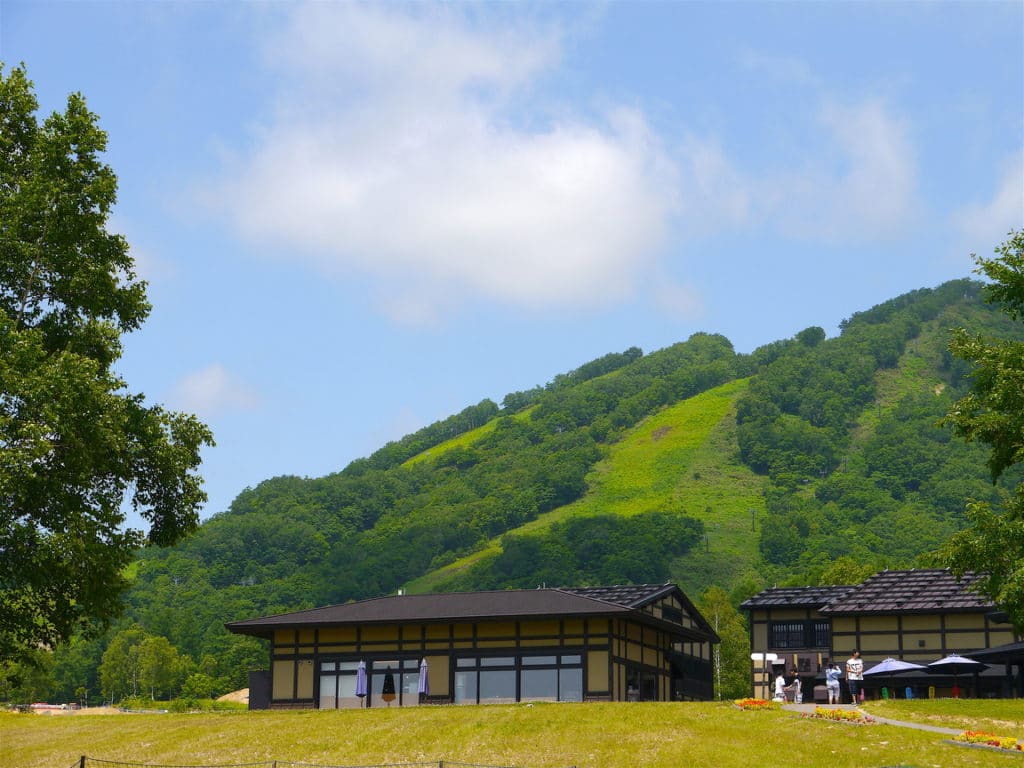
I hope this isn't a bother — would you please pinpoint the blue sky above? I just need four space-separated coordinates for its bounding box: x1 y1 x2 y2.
3 1 1022 526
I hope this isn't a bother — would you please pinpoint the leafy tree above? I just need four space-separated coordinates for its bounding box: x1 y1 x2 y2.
181 671 228 701
942 230 1024 631
99 627 147 703
137 634 186 700
50 632 105 705
0 647 54 704
817 556 876 587
698 587 750 700
0 65 213 660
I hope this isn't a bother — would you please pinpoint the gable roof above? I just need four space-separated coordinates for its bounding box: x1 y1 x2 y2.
226 583 718 642
820 569 990 615
741 570 994 616
740 585 854 610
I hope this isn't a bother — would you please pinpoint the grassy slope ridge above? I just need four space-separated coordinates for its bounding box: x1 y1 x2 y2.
406 378 765 595
408 295 997 597
4 702 1020 768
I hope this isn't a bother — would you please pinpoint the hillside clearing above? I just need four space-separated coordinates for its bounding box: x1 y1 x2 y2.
407 379 762 594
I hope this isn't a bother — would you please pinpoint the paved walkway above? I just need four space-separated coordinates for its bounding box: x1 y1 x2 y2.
782 703 963 735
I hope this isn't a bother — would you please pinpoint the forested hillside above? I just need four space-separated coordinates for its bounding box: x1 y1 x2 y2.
28 278 1024 706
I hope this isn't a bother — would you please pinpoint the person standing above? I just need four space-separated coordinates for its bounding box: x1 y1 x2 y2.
773 671 786 701
845 650 864 703
825 661 842 705
789 671 803 703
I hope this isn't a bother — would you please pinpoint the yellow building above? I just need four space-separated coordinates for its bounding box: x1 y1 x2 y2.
227 583 719 709
742 570 1021 700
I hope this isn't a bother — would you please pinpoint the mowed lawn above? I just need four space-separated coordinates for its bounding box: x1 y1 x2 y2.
3 701 1020 768
862 698 1024 738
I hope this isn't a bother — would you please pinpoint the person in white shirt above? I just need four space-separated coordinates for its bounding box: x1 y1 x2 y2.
773 671 786 701
846 650 864 703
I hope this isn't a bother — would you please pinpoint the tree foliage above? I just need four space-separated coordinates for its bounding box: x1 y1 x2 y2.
942 230 1024 632
0 65 213 660
697 587 750 700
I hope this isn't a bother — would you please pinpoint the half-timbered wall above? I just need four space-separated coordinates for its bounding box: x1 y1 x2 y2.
265 615 711 709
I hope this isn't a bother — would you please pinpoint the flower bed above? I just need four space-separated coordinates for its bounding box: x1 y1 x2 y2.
734 698 777 711
804 706 875 724
954 730 1023 752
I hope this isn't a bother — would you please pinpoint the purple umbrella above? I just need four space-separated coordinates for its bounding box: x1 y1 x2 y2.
355 660 367 706
926 653 988 698
863 658 925 676
863 657 925 697
418 658 429 698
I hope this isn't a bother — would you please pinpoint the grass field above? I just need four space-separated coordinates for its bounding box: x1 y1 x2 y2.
862 698 1024 738
4 701 1020 768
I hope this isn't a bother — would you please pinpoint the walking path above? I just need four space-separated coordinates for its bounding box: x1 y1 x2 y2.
782 703 963 735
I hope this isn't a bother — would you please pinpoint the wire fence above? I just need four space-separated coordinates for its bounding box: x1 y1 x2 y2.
72 758 574 768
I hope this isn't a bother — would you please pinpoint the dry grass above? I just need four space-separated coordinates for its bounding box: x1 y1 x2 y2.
3 701 1018 768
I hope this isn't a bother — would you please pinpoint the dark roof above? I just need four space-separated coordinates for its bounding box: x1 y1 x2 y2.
562 583 677 608
966 641 1024 664
226 583 717 641
820 570 991 615
740 586 854 610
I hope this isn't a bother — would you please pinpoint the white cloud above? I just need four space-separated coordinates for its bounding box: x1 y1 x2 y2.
675 136 751 234
207 4 678 321
668 99 921 246
952 152 1024 254
171 364 260 418
651 278 704 321
766 100 921 241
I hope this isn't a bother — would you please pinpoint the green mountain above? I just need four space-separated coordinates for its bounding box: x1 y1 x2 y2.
53 278 1022 700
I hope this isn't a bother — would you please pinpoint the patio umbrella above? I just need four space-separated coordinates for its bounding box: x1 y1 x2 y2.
863 657 925 697
355 661 367 706
381 667 397 706
926 653 989 697
418 658 430 699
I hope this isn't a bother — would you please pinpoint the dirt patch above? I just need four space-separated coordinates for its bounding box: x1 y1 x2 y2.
218 688 249 704
651 426 672 441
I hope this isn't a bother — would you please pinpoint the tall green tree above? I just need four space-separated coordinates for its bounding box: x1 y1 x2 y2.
698 587 751 700
0 65 213 661
943 230 1024 632
137 635 186 700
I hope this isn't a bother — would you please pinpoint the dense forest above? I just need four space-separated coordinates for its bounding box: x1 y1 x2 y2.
8 278 1022 706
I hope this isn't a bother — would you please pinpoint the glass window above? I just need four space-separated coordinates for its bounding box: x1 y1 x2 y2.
480 656 514 667
479 670 516 703
640 671 657 701
454 670 477 705
560 655 581 665
770 622 806 649
318 675 337 709
559 668 583 702
371 662 401 709
318 661 364 710
812 621 831 648
456 657 476 667
521 668 558 701
522 656 557 666
400 671 420 707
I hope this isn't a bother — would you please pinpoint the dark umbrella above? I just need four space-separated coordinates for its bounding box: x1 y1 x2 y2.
381 667 397 706
418 658 429 699
863 657 925 698
355 661 367 706
926 653 989 698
